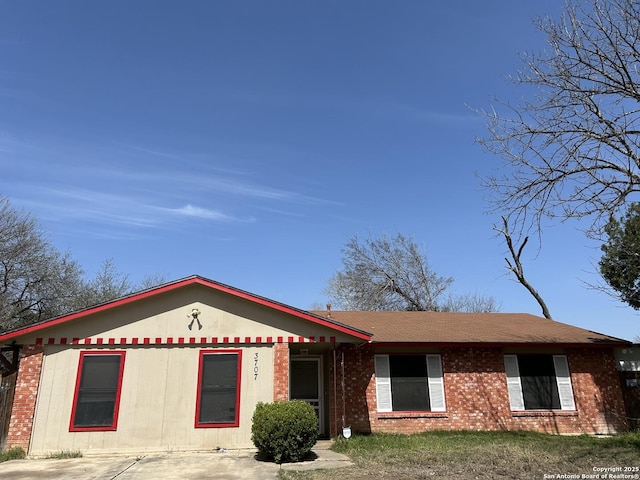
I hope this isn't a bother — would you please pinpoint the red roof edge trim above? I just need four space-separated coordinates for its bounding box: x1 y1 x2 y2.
189 277 371 340
0 275 372 343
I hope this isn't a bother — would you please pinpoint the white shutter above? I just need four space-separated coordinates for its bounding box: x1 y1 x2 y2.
553 355 576 411
426 355 446 412
504 355 525 410
374 355 392 412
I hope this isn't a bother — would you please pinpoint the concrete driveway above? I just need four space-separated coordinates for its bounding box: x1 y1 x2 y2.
0 443 352 480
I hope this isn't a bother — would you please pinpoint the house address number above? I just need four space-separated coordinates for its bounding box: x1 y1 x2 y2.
254 352 259 380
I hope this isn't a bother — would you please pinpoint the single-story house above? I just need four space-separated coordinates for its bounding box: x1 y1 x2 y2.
0 275 631 455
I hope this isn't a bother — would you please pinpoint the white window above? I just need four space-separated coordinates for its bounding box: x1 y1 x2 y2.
504 354 575 411
374 354 445 412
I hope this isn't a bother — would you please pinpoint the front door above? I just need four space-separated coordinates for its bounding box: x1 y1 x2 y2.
290 357 324 435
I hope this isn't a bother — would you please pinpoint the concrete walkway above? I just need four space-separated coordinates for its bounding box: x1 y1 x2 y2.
0 441 353 480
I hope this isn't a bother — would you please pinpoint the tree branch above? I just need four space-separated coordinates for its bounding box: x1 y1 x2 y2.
496 217 552 319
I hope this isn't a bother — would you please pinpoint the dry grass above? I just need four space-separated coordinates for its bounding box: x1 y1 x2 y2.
0 446 26 462
279 431 640 480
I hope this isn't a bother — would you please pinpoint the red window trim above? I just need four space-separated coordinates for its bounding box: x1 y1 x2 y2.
195 349 242 428
69 350 126 432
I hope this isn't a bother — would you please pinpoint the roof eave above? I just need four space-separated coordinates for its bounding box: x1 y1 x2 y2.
0 275 372 343
368 340 632 348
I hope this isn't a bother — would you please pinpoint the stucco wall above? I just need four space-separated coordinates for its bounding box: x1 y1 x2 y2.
15 286 356 347
334 345 627 435
28 344 274 455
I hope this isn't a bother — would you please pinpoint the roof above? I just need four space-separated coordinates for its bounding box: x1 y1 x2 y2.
0 275 371 343
310 310 630 346
0 274 627 347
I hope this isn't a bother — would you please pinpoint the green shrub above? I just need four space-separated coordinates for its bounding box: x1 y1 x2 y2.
251 400 318 463
0 446 26 462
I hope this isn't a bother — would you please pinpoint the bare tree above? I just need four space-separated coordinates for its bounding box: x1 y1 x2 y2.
74 260 167 308
0 196 166 333
478 0 640 238
494 217 552 319
325 233 499 312
71 258 134 309
0 196 85 331
442 292 502 314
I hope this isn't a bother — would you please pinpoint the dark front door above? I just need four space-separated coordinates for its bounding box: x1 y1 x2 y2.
290 357 324 434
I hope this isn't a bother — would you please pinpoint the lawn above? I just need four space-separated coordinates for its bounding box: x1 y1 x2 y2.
280 431 640 480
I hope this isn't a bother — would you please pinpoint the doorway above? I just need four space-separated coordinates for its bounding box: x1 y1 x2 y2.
290 357 324 435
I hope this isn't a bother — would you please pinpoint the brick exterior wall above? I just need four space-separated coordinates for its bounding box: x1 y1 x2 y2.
6 345 44 451
332 345 627 436
273 343 289 401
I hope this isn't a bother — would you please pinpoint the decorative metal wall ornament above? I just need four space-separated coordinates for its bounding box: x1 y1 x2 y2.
187 308 202 330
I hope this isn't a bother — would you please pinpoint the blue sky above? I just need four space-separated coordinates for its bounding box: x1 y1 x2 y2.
1 1 637 340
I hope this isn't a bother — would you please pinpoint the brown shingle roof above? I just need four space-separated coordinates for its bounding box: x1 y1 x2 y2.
309 311 629 345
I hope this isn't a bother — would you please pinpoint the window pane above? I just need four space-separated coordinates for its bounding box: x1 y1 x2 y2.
518 355 560 410
290 361 319 399
199 354 238 424
389 355 430 411
74 355 121 427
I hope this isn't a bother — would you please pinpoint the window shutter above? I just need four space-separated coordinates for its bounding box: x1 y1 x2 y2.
426 355 446 412
504 355 525 410
374 355 392 412
553 355 576 411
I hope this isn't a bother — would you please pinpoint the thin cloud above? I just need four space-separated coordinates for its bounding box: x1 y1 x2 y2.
18 188 247 230
165 204 251 222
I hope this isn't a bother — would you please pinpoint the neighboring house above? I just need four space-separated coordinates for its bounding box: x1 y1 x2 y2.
0 276 630 455
615 346 640 429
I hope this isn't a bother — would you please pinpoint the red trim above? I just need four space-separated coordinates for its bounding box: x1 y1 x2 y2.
6 336 323 345
69 351 126 432
0 276 371 343
194 349 242 428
